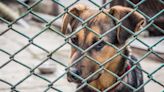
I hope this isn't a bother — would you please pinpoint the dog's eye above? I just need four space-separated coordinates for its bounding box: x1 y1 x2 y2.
95 41 105 51
71 36 78 45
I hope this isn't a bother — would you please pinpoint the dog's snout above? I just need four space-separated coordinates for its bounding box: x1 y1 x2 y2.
67 67 81 82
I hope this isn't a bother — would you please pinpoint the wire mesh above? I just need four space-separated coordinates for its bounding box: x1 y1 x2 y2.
0 0 163 92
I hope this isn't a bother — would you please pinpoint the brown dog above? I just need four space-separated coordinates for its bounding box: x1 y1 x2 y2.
61 4 145 92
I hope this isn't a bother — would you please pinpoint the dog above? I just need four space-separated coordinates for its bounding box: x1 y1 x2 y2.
61 4 145 92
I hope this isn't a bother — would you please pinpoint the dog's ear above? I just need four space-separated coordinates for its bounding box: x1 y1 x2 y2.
61 4 87 34
109 6 146 44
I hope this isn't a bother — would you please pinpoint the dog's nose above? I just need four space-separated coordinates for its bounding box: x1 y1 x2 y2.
67 67 81 81
70 67 80 75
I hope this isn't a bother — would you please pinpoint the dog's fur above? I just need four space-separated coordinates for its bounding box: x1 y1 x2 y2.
61 4 145 92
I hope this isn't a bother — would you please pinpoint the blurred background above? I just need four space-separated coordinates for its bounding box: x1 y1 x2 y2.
0 0 163 92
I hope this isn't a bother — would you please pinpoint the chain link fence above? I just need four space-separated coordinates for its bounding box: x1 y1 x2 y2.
0 0 164 92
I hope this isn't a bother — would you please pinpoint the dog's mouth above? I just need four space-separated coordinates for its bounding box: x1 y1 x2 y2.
86 72 102 83
75 73 102 91
67 75 81 83
67 71 102 85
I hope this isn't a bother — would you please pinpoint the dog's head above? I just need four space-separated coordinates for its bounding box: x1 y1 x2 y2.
61 4 145 89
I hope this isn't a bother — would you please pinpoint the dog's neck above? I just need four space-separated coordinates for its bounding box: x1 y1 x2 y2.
108 60 132 92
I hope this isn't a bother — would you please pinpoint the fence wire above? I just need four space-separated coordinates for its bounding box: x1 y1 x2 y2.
0 0 164 92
